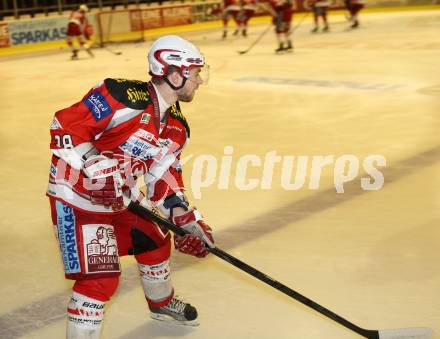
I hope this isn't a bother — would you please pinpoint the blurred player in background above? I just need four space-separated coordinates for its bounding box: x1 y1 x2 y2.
263 0 295 53
47 35 214 338
345 0 365 28
222 0 242 39
66 4 94 60
305 0 330 33
237 0 258 37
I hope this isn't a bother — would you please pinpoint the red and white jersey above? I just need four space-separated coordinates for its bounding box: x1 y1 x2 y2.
242 0 257 11
269 0 293 14
224 0 241 11
306 0 330 7
68 9 87 27
315 0 330 7
47 79 189 214
350 0 365 4
270 0 289 10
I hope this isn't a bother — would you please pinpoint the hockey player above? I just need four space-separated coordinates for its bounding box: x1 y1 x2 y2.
345 0 365 28
47 35 214 338
66 4 94 60
238 0 258 37
305 0 330 33
264 0 294 53
222 0 242 39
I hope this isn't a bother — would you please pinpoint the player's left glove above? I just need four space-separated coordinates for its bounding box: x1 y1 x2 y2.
172 208 214 258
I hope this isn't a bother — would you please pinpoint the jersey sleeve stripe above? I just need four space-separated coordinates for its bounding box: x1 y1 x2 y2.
104 108 144 132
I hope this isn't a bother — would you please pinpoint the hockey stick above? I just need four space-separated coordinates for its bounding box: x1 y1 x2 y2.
237 12 310 55
128 202 433 339
237 24 272 55
292 11 310 32
104 46 122 55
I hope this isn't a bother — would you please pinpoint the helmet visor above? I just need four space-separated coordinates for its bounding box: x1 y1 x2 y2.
185 64 210 85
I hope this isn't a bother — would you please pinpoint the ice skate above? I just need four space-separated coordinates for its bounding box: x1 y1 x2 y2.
149 297 199 326
275 43 285 54
71 49 79 60
86 48 94 58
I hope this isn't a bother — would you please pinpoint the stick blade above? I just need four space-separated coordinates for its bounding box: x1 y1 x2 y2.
379 327 433 339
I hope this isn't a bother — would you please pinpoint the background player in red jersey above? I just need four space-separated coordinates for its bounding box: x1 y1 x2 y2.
47 35 214 338
222 0 242 38
263 0 294 53
66 4 94 60
345 0 365 28
237 0 258 37
305 0 330 33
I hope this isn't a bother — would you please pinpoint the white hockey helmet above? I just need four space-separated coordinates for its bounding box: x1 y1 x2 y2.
148 35 205 79
79 4 89 12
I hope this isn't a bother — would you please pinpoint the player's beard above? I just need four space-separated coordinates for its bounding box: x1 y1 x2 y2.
177 89 196 102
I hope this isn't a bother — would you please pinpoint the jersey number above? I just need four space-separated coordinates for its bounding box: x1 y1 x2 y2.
54 134 73 149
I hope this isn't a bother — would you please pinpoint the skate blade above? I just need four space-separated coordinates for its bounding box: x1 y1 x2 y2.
275 50 293 54
150 312 200 326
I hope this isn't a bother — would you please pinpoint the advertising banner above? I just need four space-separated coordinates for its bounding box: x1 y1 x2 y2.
130 5 192 32
130 8 163 30
162 6 192 26
8 17 68 46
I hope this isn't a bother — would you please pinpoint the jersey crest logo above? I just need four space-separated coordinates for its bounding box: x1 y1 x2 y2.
140 113 151 124
83 92 113 121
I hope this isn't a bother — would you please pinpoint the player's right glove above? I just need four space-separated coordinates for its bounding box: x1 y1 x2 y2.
81 154 124 211
172 208 214 258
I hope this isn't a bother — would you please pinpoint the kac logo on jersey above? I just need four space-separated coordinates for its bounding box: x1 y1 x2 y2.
83 92 112 121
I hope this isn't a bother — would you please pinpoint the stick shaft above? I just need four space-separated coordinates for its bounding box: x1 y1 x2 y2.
239 12 309 55
292 12 310 32
128 202 377 338
105 47 121 55
210 246 377 339
239 24 272 54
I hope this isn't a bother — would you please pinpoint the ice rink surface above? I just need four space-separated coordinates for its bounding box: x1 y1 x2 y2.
0 9 439 339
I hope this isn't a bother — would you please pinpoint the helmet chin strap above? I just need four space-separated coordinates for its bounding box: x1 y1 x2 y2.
164 74 187 91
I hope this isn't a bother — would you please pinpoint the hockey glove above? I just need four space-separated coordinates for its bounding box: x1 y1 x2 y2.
82 154 124 211
84 23 94 40
172 208 214 258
